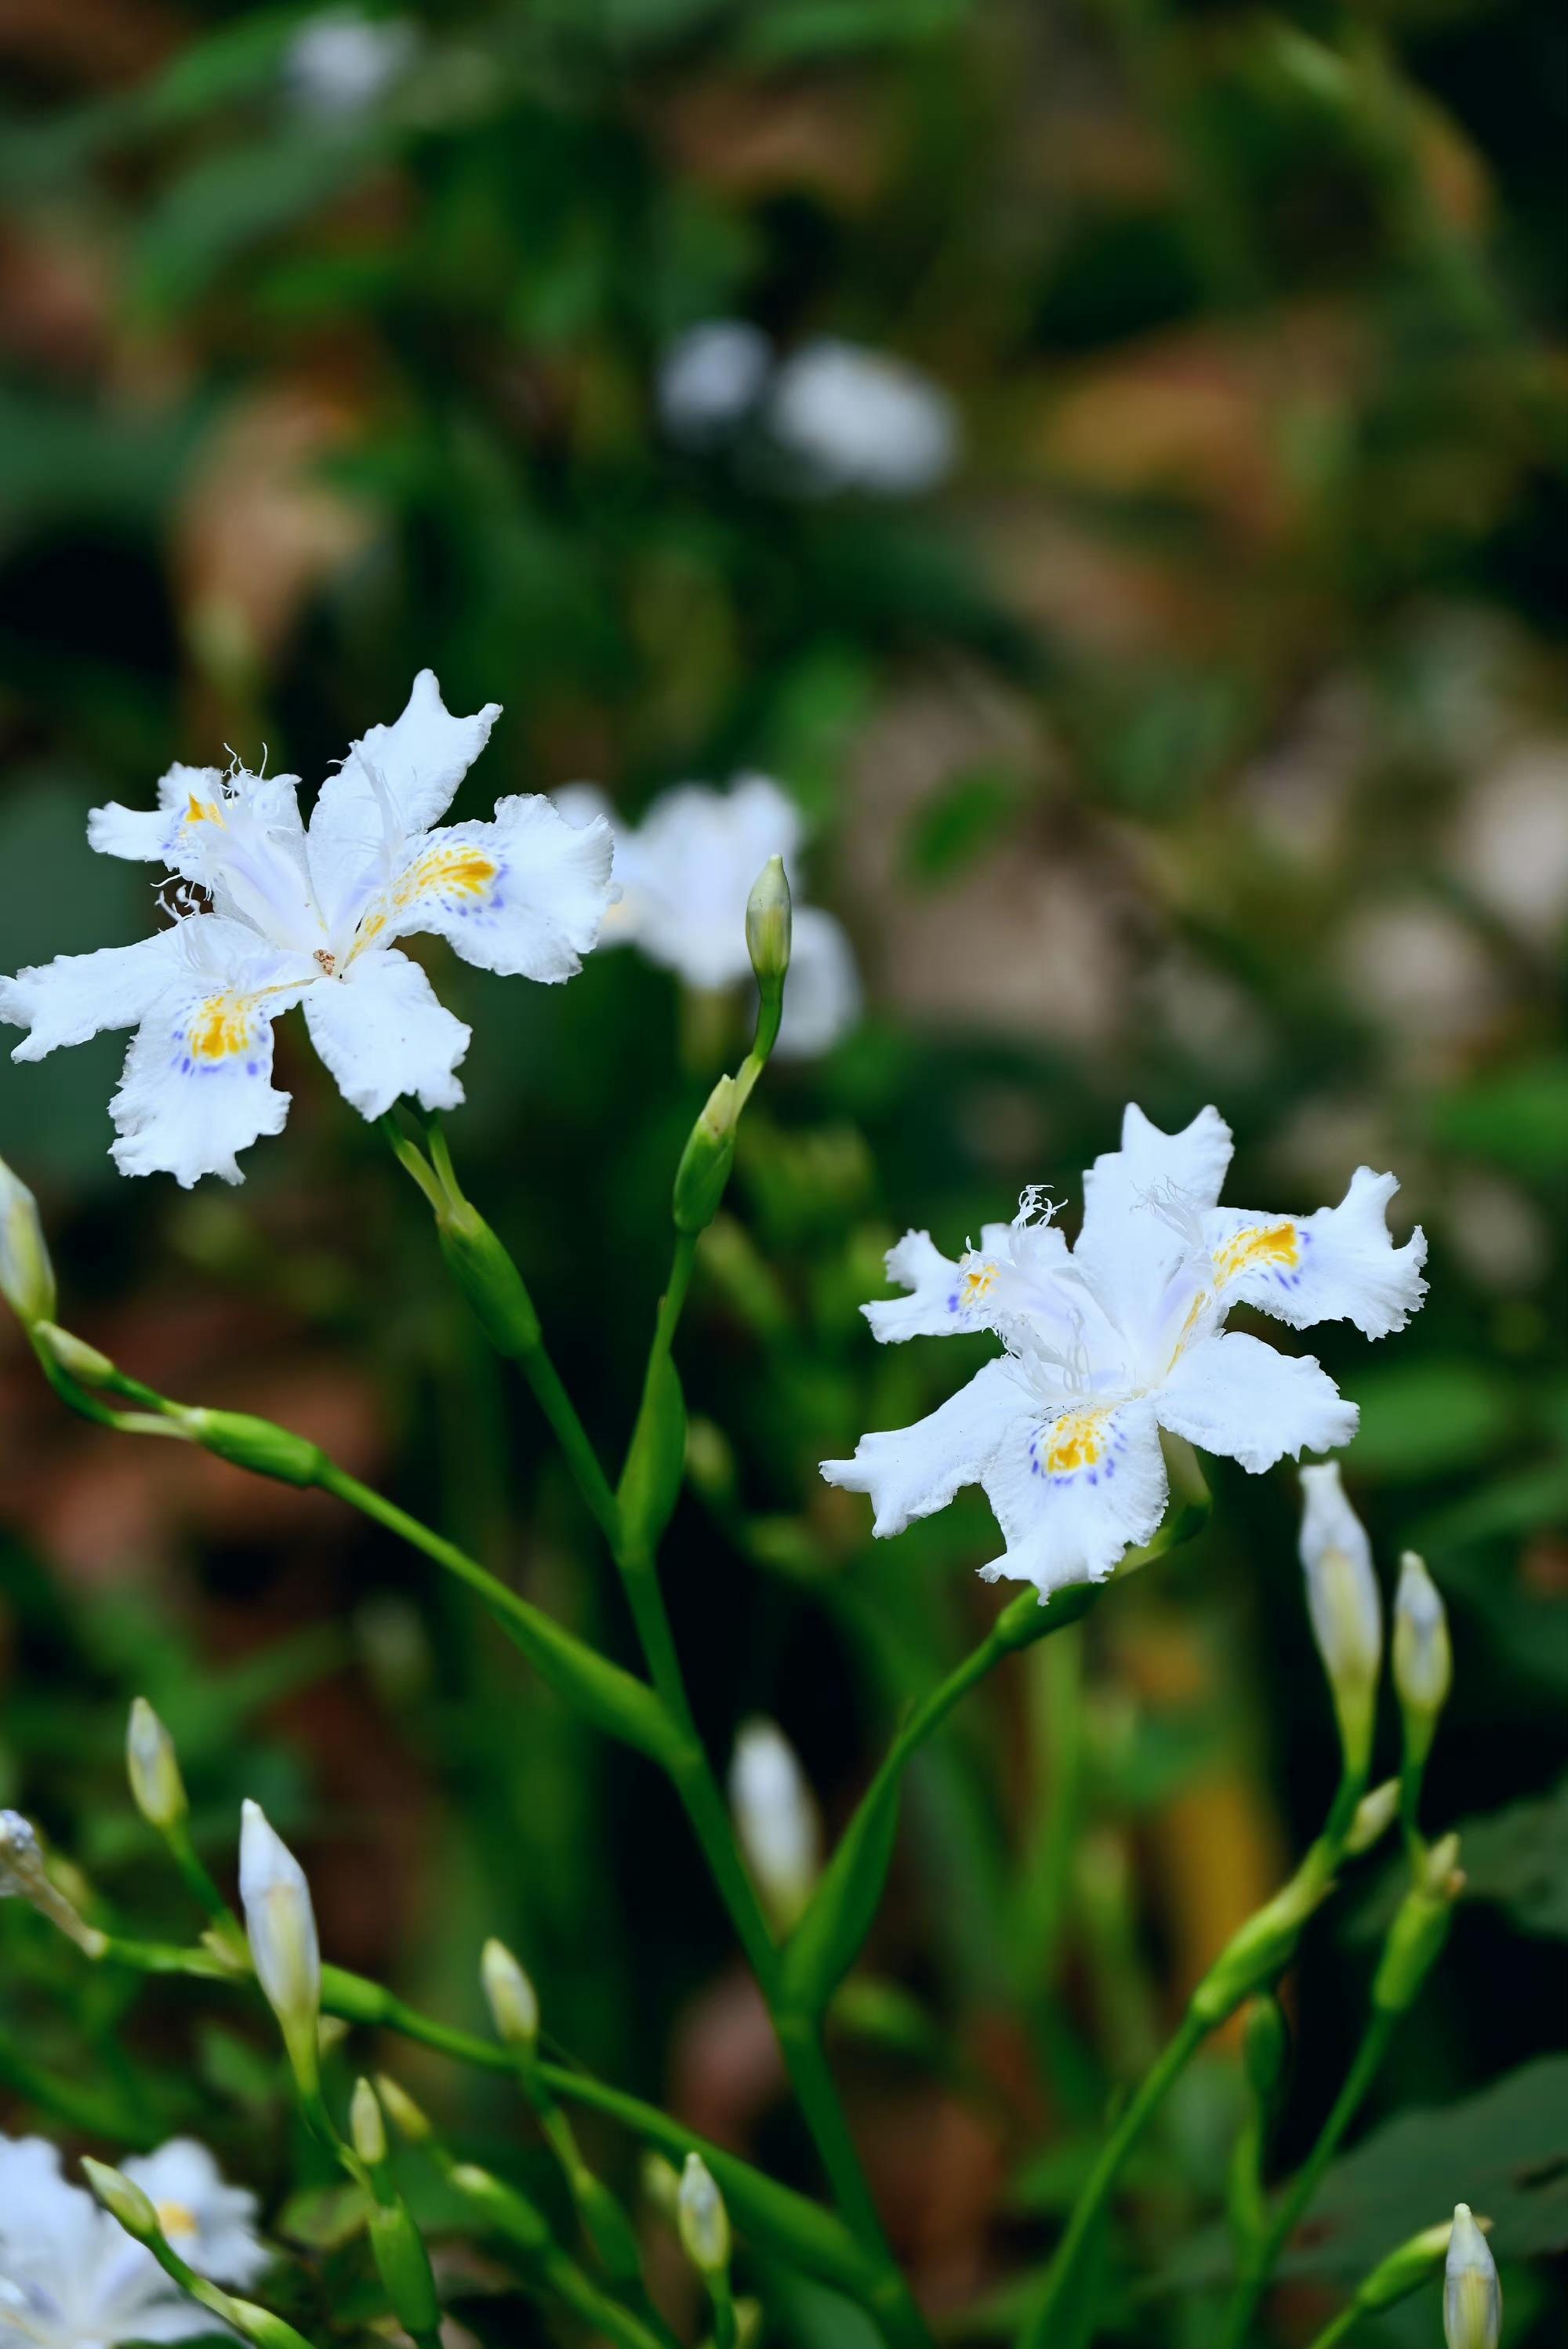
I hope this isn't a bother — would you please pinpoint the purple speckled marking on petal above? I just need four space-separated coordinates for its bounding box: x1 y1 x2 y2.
247 1062 259 1076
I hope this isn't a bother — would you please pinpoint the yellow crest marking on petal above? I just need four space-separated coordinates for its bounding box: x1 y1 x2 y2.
185 794 224 826
188 996 256 1062
393 846 497 910
1213 1221 1301 1285
958 1259 998 1306
1044 1409 1105 1476
155 2200 199 2241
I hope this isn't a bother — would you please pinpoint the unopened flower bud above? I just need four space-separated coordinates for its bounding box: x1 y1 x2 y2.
481 1937 539 2049
1445 2203 1501 2348
673 1074 739 1233
1374 1832 1462 2014
729 1718 821 1932
436 1199 542 1360
0 1809 106 1955
368 2202 441 2337
1345 1777 1401 1856
1241 1994 1289 2110
31 1323 116 1385
126 1698 187 1832
176 1409 325 1489
82 2156 158 2240
745 855 792 993
0 1157 55 1328
677 2153 731 2279
238 1800 321 2089
350 2076 387 2169
1394 1552 1451 1751
375 2075 433 2145
1299 1463 1382 1768
448 2163 553 2255
641 2151 682 2217
1354 2216 1456 2311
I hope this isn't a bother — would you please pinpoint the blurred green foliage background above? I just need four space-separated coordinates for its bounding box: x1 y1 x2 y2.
2 0 1567 2341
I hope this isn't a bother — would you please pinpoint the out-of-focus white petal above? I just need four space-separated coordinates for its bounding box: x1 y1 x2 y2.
307 670 502 931
659 320 773 445
1158 1331 1357 1473
303 949 468 1120
821 1356 1031 1538
766 339 959 496
775 904 859 1057
1204 1167 1428 1340
627 776 804 989
122 2141 267 2289
1 926 194 1062
979 1396 1167 1594
372 795 615 982
108 930 311 1188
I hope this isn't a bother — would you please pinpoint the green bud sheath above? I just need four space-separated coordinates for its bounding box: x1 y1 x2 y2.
368 2203 441 2336
180 1408 325 1487
436 1200 542 1358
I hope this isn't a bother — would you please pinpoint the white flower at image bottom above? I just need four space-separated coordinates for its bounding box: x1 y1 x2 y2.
556 773 858 1058
0 2133 265 2349
822 1105 1428 1597
0 673 615 1185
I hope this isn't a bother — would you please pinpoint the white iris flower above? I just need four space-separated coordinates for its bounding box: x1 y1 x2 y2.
822 1105 1428 1598
0 2133 264 2349
0 673 615 1186
557 774 858 1058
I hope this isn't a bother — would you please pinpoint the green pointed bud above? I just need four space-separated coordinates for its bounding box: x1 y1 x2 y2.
684 1415 738 1503
641 2151 682 2218
436 1198 542 1360
673 1074 740 1233
227 2304 319 2349
1393 1552 1451 1759
729 1718 821 1933
745 855 792 993
126 1698 187 1832
0 1808 106 1955
82 2156 158 2240
368 2202 441 2338
238 1801 321 2092
448 2162 553 2255
32 1322 117 1386
0 1158 55 1328
1345 1777 1401 1856
375 2074 433 2144
481 1937 539 2049
1299 1463 1382 1772
678 2153 731 2279
351 2076 388 2169
175 1408 325 1489
1356 2216 1457 2311
1374 1833 1463 2015
1241 1994 1289 2110
1445 2204 1501 2348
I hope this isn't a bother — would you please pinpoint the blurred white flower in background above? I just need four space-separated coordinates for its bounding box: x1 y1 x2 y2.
658 321 774 447
728 1718 821 1931
765 338 960 496
1450 740 1568 947
285 9 416 114
656 321 960 496
0 2133 264 2349
557 775 859 1058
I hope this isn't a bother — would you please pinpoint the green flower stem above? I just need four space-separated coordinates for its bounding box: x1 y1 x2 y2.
1218 2011 1397 2349
161 1816 247 1954
1019 2006 1210 2349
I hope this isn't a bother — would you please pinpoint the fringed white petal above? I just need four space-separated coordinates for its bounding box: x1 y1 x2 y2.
1204 1167 1428 1340
303 949 469 1120
109 938 312 1186
820 1356 1030 1538
1156 1330 1356 1474
979 1396 1167 1595
1075 1102 1233 1332
1 925 194 1061
307 670 502 929
372 796 615 982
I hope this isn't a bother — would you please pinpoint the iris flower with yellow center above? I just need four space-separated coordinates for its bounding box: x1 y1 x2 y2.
822 1106 1428 1597
1 673 614 1185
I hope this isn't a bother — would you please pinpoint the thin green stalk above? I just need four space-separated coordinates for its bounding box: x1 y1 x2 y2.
1304 2310 1359 2349
1220 2011 1397 2349
1019 2007 1210 2349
